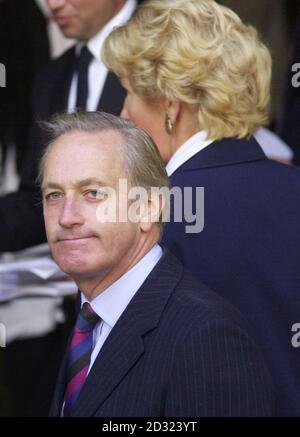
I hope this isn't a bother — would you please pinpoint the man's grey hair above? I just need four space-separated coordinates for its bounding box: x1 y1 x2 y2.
38 110 169 231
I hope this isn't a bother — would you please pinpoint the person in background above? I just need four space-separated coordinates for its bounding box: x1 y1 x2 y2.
102 0 300 416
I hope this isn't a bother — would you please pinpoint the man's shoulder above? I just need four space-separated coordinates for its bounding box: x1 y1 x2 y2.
135 250 251 341
170 267 246 326
150 261 257 360
153 251 248 333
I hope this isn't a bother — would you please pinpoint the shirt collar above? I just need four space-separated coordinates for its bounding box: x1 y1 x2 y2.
166 130 214 176
81 243 163 329
77 0 136 62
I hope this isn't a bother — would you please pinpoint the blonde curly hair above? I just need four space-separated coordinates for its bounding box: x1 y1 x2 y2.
102 0 272 140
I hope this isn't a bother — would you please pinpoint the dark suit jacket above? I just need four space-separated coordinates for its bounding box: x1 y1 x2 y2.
162 136 300 416
278 15 300 165
0 46 126 252
50 251 274 417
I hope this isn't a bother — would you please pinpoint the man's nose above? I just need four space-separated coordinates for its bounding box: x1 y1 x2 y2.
58 198 84 228
47 0 66 12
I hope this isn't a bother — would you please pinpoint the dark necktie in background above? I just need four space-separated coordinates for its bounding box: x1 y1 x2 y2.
63 302 100 417
75 46 93 110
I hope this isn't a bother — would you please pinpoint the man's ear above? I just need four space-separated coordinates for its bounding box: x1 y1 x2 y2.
139 190 166 233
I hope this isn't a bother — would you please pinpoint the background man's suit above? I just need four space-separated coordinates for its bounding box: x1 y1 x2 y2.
50 251 274 417
162 136 300 416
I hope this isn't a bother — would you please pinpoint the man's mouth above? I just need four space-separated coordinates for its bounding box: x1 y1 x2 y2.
54 15 72 26
58 236 94 243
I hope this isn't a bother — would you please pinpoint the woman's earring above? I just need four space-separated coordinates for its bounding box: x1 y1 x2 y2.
165 114 174 135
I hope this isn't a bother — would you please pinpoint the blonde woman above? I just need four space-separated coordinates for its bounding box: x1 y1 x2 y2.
103 0 300 416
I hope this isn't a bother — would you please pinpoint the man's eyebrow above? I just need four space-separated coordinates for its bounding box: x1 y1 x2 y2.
76 178 108 187
41 178 107 191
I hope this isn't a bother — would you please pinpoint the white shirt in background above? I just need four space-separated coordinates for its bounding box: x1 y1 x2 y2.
68 0 137 112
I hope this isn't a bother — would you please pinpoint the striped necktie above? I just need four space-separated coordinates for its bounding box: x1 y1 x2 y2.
63 302 100 416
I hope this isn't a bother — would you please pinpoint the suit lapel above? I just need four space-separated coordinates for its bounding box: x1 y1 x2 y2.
50 48 77 115
70 250 183 417
49 348 69 416
97 71 126 115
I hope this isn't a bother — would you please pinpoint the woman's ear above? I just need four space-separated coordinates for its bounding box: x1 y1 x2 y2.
167 101 181 124
164 101 182 135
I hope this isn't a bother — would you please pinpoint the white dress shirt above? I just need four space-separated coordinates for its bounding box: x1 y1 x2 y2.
166 130 213 176
81 243 163 373
68 0 137 112
61 243 162 414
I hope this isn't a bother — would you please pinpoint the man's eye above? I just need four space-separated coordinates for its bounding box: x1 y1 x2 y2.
86 190 107 200
45 192 63 201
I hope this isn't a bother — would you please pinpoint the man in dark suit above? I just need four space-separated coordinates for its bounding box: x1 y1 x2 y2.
0 0 139 252
41 111 274 417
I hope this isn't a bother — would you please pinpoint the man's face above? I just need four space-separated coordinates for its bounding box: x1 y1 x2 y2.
47 0 123 41
42 130 142 285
